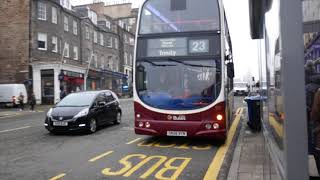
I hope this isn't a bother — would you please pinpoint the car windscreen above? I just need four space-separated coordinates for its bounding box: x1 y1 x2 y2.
57 93 96 107
136 58 221 110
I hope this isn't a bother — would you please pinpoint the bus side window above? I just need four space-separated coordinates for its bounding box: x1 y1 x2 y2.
137 65 146 91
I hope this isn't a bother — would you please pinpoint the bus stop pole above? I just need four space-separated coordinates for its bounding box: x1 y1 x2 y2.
279 0 308 179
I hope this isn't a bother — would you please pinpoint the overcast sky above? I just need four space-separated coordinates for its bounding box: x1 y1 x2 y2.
70 0 260 80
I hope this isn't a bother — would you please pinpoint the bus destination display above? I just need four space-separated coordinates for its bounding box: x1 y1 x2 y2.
147 37 210 57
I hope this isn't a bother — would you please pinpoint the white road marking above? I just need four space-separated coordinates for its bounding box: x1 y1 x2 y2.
0 126 31 133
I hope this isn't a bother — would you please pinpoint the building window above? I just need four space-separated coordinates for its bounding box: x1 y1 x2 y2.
106 21 111 29
114 38 118 49
37 2 46 20
73 20 77 35
52 7 57 24
64 16 69 31
93 54 97 68
64 42 69 58
52 36 58 53
73 46 78 60
38 33 47 50
108 56 113 70
124 52 128 65
107 37 112 48
100 33 104 46
129 38 134 45
124 34 127 43
93 31 98 43
87 49 91 63
129 54 133 66
101 57 105 69
85 26 90 40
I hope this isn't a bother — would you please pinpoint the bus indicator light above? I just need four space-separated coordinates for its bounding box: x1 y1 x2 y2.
217 114 223 121
205 124 212 130
136 114 141 118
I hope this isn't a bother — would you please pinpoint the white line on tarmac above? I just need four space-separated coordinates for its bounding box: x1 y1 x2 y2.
0 126 31 133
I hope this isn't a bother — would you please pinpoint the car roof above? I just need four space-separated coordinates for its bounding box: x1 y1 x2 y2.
71 90 114 96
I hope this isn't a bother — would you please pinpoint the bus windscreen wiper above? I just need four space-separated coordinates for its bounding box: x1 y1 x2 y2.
139 59 176 67
167 58 214 68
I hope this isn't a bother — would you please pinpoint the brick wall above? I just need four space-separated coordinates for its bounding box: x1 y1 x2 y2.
0 0 30 84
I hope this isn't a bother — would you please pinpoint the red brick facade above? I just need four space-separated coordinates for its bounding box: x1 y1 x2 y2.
0 0 30 83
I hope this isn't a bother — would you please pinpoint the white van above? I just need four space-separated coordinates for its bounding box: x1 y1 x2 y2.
0 84 28 107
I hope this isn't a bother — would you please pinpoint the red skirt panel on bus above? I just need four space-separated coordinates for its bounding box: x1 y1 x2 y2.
134 102 226 139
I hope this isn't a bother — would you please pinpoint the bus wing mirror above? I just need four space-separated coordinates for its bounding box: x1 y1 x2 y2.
227 62 235 79
225 54 232 61
249 0 266 39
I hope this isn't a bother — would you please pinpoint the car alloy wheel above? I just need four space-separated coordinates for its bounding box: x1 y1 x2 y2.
115 112 121 124
89 118 97 133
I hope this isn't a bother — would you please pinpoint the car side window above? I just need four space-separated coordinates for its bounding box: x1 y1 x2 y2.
94 93 107 105
105 92 115 103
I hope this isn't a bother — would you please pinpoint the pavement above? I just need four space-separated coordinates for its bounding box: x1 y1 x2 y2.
227 108 280 180
0 98 132 118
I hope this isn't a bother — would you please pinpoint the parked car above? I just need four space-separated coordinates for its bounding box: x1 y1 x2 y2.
234 82 249 96
44 90 122 134
0 84 28 107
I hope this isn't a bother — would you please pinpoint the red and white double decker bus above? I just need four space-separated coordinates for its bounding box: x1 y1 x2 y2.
133 0 234 140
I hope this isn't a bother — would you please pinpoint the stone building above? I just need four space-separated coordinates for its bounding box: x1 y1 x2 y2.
31 0 86 104
77 2 137 93
0 0 134 104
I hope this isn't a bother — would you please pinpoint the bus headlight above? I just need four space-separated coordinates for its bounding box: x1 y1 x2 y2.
213 123 220 130
216 114 223 121
145 122 150 128
138 122 144 127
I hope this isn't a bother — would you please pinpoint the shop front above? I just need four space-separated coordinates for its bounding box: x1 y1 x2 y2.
31 63 86 104
94 69 128 96
86 70 102 90
59 70 84 93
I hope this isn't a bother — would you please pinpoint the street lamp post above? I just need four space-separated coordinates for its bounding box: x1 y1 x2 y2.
84 52 94 91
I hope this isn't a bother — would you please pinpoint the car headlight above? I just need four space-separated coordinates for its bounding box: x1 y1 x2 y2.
47 108 53 117
73 108 89 119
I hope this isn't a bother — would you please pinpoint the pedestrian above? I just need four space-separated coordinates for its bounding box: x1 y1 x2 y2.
29 92 36 112
18 92 24 111
60 87 67 100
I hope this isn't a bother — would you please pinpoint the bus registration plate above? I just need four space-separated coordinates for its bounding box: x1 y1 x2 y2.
167 131 187 137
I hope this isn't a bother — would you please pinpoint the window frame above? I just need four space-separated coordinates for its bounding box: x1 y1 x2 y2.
52 36 58 53
64 42 69 58
100 33 104 46
107 37 113 48
73 46 78 60
124 52 128 65
64 15 69 32
114 38 118 49
73 20 78 35
52 6 57 24
37 2 47 21
85 26 90 40
38 33 47 51
93 30 98 43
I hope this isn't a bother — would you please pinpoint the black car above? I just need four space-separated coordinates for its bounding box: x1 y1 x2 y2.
44 90 122 134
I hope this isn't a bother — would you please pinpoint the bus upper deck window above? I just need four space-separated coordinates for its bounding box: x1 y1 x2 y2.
171 0 186 11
